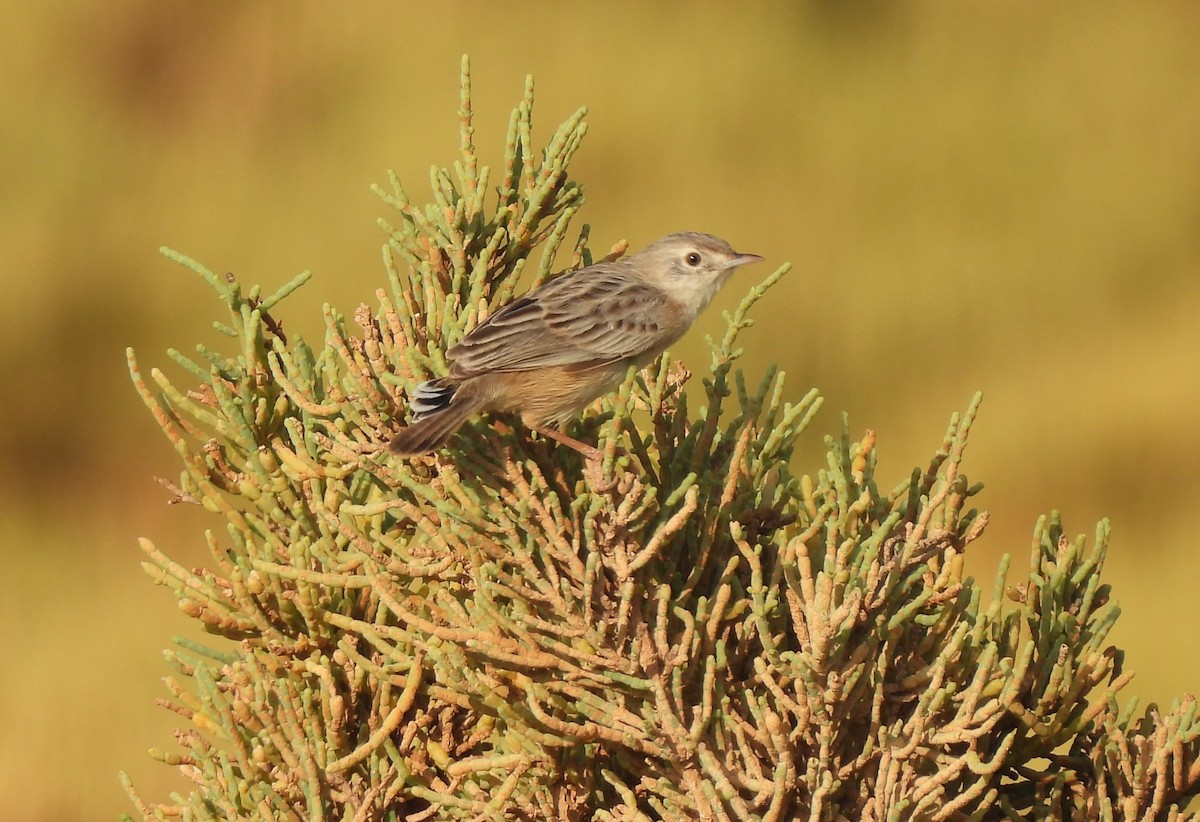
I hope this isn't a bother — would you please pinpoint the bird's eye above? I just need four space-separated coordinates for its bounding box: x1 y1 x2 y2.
685 252 702 267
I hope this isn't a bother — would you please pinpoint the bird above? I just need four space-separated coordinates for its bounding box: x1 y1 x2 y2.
388 232 763 460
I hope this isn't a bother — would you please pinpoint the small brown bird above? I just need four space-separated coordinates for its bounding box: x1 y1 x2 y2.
388 232 762 460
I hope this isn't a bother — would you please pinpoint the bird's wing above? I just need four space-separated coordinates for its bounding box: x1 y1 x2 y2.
447 266 686 377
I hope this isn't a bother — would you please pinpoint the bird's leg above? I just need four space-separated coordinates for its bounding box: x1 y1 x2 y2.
529 423 603 462
528 423 618 493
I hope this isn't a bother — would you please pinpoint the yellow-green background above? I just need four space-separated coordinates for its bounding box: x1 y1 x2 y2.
3 4 1198 818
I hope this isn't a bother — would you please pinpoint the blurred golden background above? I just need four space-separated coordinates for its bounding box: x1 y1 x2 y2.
3 3 1199 817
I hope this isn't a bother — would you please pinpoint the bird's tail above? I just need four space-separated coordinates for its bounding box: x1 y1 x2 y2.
388 378 479 456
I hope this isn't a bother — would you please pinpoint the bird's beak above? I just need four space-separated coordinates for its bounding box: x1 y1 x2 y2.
723 252 764 270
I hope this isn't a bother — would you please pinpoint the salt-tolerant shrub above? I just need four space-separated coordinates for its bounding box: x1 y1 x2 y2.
123 57 1200 821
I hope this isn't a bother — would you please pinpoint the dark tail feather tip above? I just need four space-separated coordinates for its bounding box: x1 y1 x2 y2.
388 394 475 457
387 432 421 455
409 379 457 418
